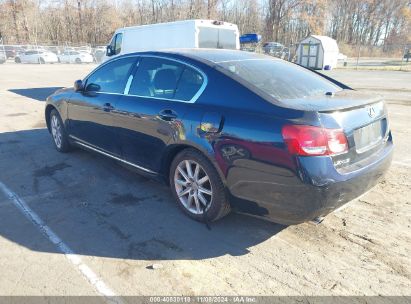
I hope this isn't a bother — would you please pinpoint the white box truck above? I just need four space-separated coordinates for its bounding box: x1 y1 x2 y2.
104 19 240 61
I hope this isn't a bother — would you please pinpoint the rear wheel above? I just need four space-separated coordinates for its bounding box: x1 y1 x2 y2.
15 57 21 63
75 58 81 64
170 149 230 222
39 57 45 64
50 109 71 152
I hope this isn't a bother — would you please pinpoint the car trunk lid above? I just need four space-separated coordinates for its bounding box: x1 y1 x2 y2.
313 91 389 170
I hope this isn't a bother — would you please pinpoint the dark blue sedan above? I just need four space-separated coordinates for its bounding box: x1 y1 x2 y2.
45 49 393 225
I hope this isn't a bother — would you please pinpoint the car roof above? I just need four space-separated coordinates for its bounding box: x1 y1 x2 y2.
119 49 279 65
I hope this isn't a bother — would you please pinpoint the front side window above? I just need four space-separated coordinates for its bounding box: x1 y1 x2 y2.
129 57 205 102
85 57 135 94
129 57 184 99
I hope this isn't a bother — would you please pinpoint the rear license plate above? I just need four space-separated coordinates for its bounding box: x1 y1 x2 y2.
354 121 382 153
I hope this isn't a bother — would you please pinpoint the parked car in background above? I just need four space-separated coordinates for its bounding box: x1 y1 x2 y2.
92 47 106 63
77 46 92 54
3 45 25 59
58 51 94 63
15 50 58 64
263 42 284 54
45 49 393 225
0 50 6 64
263 41 291 60
45 46 62 55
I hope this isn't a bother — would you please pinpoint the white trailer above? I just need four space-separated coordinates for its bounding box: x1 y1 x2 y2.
104 19 240 61
296 35 339 70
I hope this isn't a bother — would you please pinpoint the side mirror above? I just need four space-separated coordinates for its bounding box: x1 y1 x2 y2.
85 83 101 92
106 45 114 56
74 79 83 92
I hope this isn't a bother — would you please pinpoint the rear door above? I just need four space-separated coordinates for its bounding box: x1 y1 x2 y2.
197 26 237 49
67 56 137 156
112 56 206 172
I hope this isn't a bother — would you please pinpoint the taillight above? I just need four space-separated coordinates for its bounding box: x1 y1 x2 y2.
282 125 348 156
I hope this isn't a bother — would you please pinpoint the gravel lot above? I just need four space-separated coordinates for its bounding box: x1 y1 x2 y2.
0 64 410 300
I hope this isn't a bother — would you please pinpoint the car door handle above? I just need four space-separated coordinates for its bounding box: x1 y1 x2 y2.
159 109 178 121
102 103 114 112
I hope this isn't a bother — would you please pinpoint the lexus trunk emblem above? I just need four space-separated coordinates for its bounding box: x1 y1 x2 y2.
367 106 376 118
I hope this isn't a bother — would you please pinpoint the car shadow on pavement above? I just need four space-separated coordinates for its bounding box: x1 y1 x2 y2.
8 87 63 101
0 128 285 261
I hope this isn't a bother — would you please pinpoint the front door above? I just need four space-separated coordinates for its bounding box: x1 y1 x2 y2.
67 57 137 156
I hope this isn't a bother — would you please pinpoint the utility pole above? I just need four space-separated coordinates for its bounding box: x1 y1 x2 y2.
77 0 82 43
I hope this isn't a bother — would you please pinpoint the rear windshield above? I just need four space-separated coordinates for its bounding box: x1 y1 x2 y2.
217 59 342 100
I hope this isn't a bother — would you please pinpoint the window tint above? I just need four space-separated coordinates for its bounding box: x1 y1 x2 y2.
86 57 135 94
174 68 204 101
217 59 341 100
129 57 184 99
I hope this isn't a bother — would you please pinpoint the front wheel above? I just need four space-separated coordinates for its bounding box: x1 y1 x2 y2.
170 149 231 222
50 109 71 152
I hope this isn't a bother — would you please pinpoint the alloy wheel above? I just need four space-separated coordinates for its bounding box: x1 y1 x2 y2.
51 115 62 149
174 160 213 215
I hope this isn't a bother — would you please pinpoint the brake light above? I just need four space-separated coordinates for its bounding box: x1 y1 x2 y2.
282 125 348 156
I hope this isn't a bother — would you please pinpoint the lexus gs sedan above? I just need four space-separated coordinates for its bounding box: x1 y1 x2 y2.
45 49 393 225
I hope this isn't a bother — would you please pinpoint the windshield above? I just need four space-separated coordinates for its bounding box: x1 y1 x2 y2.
217 59 342 100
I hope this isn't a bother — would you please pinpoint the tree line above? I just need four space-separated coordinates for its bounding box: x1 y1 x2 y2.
0 0 410 55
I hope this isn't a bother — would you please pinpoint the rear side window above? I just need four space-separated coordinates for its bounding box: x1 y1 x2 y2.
174 68 204 101
217 59 341 100
85 57 135 94
129 57 184 99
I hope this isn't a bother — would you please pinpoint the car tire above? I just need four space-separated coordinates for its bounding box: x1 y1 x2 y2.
15 57 21 63
75 58 81 64
39 58 45 64
170 149 231 222
49 109 71 153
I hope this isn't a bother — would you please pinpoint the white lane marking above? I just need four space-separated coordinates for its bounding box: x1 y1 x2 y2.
0 181 124 304
393 161 411 168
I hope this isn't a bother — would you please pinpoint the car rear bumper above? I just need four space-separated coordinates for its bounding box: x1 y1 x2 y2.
228 139 393 225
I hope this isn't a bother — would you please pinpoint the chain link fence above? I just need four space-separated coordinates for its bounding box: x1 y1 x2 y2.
240 40 411 71
0 39 105 65
1 38 410 71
